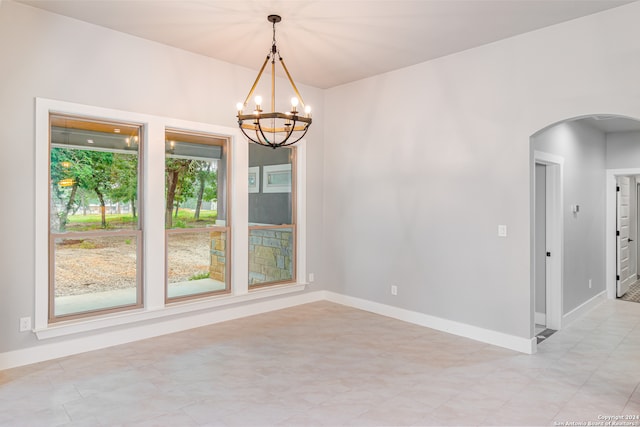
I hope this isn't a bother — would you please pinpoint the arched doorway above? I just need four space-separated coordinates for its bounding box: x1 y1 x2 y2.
530 114 640 341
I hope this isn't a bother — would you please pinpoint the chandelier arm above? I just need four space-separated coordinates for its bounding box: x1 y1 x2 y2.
279 56 307 108
255 118 274 147
280 126 309 147
242 54 272 107
274 117 299 147
239 123 261 145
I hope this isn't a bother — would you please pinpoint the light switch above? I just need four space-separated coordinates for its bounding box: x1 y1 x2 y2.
498 225 508 237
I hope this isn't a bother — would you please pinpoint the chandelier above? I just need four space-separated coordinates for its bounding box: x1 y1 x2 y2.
236 15 312 148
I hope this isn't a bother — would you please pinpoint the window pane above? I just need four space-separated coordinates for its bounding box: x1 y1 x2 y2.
248 144 293 225
165 129 229 301
249 227 294 286
49 114 142 321
165 131 227 229
50 117 140 233
167 230 227 299
53 234 139 317
248 144 295 288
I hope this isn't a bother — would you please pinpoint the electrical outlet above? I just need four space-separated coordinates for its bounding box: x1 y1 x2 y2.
498 225 508 237
308 273 315 283
589 279 592 289
19 317 31 332
391 285 398 296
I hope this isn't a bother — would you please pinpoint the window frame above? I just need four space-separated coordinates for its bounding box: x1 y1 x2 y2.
248 147 298 289
47 113 145 322
34 98 307 340
163 128 232 303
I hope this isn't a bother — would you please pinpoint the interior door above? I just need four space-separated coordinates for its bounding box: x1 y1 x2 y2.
617 176 634 297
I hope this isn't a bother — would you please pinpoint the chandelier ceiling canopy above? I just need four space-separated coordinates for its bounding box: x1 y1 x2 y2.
236 15 312 149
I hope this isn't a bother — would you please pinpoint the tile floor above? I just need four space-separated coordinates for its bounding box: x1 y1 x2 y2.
1 299 640 426
621 279 640 304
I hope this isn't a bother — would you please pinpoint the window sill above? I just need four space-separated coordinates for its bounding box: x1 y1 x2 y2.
34 283 306 340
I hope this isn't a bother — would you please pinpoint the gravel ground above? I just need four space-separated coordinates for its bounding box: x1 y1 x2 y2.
54 233 211 296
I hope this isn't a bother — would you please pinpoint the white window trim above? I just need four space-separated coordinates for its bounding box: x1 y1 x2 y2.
34 98 307 340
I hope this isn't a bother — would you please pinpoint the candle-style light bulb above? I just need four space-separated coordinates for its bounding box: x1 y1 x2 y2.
254 95 262 109
305 105 312 117
236 102 244 113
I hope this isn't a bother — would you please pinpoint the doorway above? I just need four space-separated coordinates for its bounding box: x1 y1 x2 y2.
616 176 635 297
532 115 640 350
607 171 640 302
533 151 562 336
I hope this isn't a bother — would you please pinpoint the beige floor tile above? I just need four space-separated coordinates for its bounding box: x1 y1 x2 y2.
2 299 640 426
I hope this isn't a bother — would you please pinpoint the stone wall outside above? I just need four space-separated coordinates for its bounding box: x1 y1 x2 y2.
209 230 226 282
249 228 293 285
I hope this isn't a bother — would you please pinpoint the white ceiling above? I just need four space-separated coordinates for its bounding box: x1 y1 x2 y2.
16 0 638 89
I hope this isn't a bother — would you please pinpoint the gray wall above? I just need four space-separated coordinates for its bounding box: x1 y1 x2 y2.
323 0 640 339
606 131 640 169
532 121 606 314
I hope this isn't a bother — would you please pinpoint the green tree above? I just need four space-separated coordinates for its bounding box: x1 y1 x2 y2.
174 163 197 218
194 161 217 220
109 153 138 218
51 147 117 230
165 158 192 228
81 151 114 228
50 148 80 231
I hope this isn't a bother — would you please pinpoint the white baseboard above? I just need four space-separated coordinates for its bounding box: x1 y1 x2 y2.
535 311 546 326
323 291 536 354
562 291 606 328
1 290 544 370
0 291 324 371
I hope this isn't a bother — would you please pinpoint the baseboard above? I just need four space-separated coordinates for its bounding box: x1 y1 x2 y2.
0 291 324 371
1 289 545 370
535 311 546 326
562 291 606 328
323 291 536 354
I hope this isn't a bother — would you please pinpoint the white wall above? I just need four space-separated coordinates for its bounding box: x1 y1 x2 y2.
532 121 607 313
606 131 640 169
323 1 640 339
0 0 325 355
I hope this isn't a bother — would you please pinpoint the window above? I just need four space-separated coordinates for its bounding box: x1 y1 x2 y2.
35 98 307 338
48 114 143 321
248 144 296 287
165 129 230 301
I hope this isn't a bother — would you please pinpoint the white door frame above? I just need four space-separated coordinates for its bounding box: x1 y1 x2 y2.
533 151 563 331
606 168 640 299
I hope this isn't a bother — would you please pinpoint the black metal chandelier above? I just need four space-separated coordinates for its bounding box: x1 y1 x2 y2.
236 15 312 148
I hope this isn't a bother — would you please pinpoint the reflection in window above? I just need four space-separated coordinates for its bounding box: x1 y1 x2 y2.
165 130 230 301
248 144 296 287
49 114 142 321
